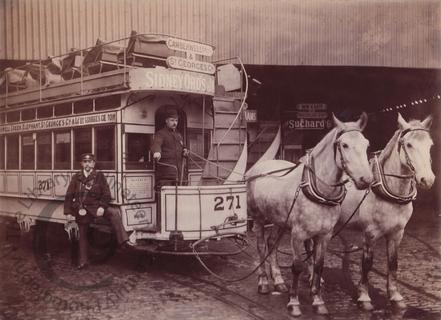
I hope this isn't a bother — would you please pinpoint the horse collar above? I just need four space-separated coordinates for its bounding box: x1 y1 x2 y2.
301 151 347 206
371 153 417 204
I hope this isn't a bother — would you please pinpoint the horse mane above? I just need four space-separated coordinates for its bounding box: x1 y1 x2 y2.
311 120 362 157
378 130 401 163
379 119 430 162
310 127 339 157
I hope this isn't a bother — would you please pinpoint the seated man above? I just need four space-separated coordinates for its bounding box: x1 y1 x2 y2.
64 153 134 269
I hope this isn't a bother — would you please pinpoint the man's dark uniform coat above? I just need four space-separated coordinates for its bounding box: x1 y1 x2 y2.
64 169 128 266
151 127 186 185
64 170 111 224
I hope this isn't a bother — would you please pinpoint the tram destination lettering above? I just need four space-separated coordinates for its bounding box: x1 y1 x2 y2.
130 68 215 95
0 112 117 134
166 37 214 56
166 56 216 74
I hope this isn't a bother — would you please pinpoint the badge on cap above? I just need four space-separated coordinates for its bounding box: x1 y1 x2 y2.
81 153 95 161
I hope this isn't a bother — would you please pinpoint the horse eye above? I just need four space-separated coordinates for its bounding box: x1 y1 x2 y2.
342 143 349 149
406 143 412 148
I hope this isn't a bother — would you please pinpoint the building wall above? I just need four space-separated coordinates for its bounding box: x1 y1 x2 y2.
1 0 440 68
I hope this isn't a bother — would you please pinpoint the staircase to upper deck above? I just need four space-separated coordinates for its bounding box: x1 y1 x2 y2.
200 96 247 184
247 121 280 169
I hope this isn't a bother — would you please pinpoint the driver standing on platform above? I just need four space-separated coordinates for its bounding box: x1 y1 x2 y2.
64 153 135 270
151 108 189 190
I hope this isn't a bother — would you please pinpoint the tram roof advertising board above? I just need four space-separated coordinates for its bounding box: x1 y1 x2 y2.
0 112 117 134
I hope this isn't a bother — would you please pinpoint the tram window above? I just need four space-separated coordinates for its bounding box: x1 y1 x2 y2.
37 106 53 119
54 131 71 170
37 132 52 170
54 103 72 116
6 111 20 123
74 100 93 114
0 114 5 124
6 135 19 169
74 128 92 169
95 95 120 111
21 134 35 170
95 126 115 170
0 136 4 169
187 128 211 169
125 133 153 170
22 109 36 121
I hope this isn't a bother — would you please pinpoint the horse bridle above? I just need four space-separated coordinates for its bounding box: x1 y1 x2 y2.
398 128 430 174
334 129 363 178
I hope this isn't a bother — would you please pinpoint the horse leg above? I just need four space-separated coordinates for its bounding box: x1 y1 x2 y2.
268 225 288 293
287 238 306 317
310 234 330 315
304 239 314 284
357 234 375 311
386 230 406 309
255 222 270 294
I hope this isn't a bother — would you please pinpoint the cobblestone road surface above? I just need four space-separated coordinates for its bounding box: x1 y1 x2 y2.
0 202 440 320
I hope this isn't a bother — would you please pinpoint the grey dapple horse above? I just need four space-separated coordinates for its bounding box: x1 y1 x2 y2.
340 113 434 311
247 113 373 316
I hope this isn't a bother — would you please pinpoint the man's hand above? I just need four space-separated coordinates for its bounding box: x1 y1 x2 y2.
96 207 105 217
153 152 161 161
182 148 189 157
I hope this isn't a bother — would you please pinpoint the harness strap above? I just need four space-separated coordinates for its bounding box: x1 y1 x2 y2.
371 153 417 204
398 128 430 173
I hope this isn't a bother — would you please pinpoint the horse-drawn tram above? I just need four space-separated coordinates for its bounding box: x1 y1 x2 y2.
0 32 251 255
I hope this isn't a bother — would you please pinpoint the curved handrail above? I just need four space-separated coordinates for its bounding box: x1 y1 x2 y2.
214 56 249 150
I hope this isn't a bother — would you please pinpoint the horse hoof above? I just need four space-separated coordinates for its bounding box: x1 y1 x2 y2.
358 301 374 311
391 300 407 310
258 284 270 295
288 305 302 317
313 304 329 315
274 283 288 293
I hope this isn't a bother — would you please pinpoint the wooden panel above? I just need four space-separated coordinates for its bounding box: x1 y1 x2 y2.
21 173 35 195
54 172 70 198
6 173 19 193
0 173 4 193
104 173 116 200
123 174 154 202
36 174 53 197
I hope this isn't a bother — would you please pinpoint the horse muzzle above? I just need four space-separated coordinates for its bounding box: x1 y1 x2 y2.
417 174 435 190
353 173 374 190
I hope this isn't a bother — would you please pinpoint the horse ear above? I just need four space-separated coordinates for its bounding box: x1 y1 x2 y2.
421 114 433 130
332 113 344 129
356 112 368 131
397 113 409 130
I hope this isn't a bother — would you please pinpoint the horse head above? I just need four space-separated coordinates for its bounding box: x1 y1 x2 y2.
332 112 373 189
397 113 434 190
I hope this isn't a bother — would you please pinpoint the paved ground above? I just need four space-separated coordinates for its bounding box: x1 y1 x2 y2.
0 201 440 320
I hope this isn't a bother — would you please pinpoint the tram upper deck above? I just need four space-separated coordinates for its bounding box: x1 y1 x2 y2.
0 33 249 240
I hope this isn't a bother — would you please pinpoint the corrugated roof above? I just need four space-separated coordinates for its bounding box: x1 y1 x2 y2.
1 0 440 68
